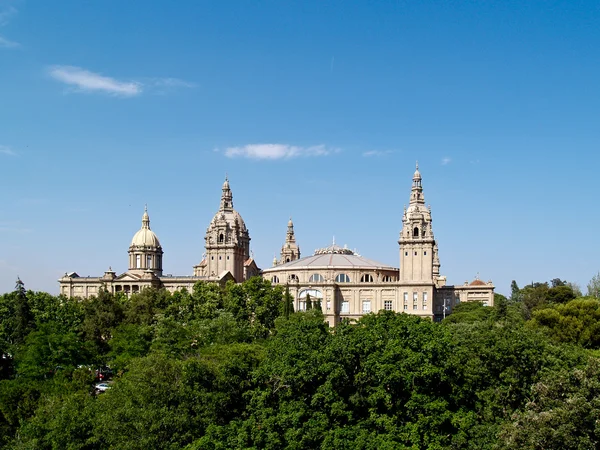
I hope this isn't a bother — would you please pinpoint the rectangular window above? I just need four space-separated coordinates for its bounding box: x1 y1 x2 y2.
326 301 331 311
341 301 350 313
136 255 141 269
384 300 393 311
403 292 408 303
413 304 418 310
299 301 306 311
413 292 418 302
423 292 428 302
362 300 371 313
147 255 152 269
403 304 408 310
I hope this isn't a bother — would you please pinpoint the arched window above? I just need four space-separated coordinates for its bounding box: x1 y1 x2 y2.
286 258 290 263
335 273 350 283
289 274 298 282
219 233 224 243
361 274 374 283
309 273 324 283
382 275 393 282
271 276 279 284
413 227 419 237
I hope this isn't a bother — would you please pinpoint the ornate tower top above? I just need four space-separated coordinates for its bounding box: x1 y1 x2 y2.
410 161 425 206
220 176 234 212
142 204 150 229
280 217 301 264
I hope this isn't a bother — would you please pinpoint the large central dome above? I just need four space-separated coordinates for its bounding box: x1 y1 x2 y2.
263 241 396 271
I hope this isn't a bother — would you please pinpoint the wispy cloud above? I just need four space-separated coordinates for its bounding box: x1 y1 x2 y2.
0 5 19 48
0 145 16 156
48 65 142 97
48 66 196 97
222 144 338 160
441 157 451 165
0 35 18 48
0 5 17 26
363 150 393 157
150 77 196 89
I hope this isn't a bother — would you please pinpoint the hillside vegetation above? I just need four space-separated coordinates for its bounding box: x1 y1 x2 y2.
0 277 599 449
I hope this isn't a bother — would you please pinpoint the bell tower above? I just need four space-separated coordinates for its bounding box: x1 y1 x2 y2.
279 217 300 264
197 177 251 282
399 163 437 283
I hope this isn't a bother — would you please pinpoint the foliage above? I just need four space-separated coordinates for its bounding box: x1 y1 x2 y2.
0 275 599 448
528 298 600 348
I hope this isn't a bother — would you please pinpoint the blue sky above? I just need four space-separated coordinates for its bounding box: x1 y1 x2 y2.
1 0 599 296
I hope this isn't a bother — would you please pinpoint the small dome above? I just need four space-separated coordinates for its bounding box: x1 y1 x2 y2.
222 178 230 190
469 279 487 286
413 162 421 180
131 228 161 248
288 217 293 227
130 207 162 248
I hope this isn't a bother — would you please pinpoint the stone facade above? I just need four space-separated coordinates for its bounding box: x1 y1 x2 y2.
262 164 494 324
59 166 494 323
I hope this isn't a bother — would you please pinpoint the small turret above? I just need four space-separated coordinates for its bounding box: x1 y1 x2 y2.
280 217 301 264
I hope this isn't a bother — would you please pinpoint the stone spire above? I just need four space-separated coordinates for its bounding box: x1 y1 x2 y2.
280 217 301 264
142 204 150 229
220 176 234 212
409 161 425 206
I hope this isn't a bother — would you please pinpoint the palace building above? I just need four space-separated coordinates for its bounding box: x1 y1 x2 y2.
59 165 494 322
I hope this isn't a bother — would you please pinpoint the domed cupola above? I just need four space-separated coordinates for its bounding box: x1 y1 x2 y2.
128 206 163 276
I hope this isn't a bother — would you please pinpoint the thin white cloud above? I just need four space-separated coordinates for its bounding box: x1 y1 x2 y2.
0 5 17 26
150 77 196 89
0 5 19 48
48 65 142 97
48 66 196 97
0 35 18 48
0 145 16 156
222 144 338 160
441 157 451 165
363 150 393 157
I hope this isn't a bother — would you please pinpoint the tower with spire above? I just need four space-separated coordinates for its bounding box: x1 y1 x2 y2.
196 177 251 282
398 163 438 283
128 206 163 276
278 217 301 265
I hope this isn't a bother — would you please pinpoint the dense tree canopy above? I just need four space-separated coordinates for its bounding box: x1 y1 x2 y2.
0 275 599 449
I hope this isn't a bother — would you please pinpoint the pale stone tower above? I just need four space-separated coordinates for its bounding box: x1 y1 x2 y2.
399 163 437 283
198 177 251 282
128 206 163 276
279 217 301 264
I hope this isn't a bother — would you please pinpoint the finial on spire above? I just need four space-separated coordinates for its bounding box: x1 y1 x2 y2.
332 235 336 246
144 204 148 213
416 160 419 170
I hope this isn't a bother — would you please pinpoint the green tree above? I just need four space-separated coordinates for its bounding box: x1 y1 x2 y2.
510 280 522 303
528 298 600 348
586 271 600 298
499 358 600 449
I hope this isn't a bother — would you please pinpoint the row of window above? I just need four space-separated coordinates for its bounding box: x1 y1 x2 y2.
299 299 395 313
404 251 427 256
270 273 396 284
